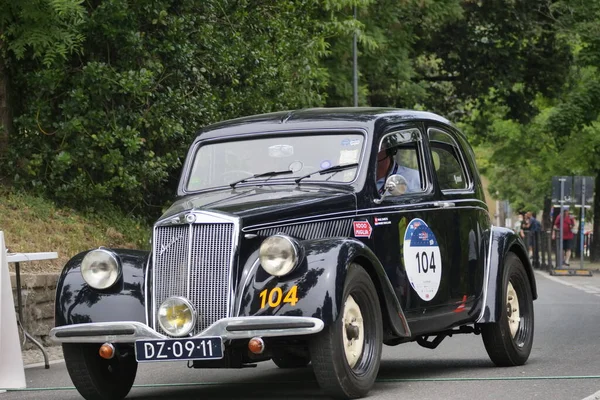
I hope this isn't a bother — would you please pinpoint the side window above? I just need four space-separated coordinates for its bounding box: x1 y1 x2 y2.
376 128 426 195
428 128 471 191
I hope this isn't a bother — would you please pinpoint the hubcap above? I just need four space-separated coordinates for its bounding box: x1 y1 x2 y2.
506 281 520 338
342 295 364 368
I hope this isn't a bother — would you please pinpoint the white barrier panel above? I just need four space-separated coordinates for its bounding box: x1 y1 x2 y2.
0 231 26 389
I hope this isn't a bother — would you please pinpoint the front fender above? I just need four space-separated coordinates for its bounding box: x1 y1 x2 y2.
235 238 410 338
476 227 538 323
54 249 149 327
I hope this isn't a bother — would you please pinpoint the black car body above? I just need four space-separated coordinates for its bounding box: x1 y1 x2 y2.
50 108 537 400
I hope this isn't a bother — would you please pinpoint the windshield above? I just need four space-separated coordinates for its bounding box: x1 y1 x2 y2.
186 133 364 191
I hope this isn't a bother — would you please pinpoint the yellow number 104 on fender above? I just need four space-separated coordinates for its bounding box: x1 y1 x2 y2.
259 286 299 309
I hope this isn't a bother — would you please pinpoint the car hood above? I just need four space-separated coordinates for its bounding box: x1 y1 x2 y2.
158 185 357 226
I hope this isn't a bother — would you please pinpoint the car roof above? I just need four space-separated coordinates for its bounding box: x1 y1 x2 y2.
196 107 454 140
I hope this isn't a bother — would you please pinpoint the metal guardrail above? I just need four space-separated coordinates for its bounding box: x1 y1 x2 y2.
521 230 594 270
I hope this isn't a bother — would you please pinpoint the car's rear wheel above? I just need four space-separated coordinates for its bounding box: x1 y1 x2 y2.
310 263 382 399
272 350 310 368
63 343 137 400
481 253 534 366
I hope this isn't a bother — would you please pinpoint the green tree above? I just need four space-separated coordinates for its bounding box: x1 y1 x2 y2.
3 0 360 216
0 0 85 156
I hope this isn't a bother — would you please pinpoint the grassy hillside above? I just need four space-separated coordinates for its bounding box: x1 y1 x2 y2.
0 188 151 273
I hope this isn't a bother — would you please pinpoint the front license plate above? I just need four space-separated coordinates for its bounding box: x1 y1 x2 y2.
135 337 223 362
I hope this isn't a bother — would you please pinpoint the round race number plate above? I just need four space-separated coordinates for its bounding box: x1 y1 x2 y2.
403 218 442 301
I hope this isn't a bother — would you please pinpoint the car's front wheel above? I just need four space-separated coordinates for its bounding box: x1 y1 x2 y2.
310 263 383 399
481 253 534 366
63 343 137 400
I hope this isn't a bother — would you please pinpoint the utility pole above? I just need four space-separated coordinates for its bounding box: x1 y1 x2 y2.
352 5 358 107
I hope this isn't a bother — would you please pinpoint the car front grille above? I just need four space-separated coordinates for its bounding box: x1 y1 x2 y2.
152 222 234 336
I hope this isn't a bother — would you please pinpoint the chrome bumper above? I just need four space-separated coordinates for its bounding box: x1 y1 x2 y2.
49 316 324 344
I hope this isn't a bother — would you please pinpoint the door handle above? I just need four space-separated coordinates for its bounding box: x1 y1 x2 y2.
434 201 455 208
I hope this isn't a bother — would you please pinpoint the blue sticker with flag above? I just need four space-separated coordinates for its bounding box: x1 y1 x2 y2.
403 218 442 301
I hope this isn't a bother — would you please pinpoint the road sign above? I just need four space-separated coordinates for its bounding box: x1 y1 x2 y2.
574 176 595 204
552 176 574 203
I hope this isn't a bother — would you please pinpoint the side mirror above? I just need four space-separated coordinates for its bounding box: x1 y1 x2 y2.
375 174 408 204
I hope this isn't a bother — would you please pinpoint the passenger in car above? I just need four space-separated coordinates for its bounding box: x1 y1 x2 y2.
376 148 420 194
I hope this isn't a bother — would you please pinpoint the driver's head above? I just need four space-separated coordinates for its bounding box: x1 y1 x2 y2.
376 148 392 180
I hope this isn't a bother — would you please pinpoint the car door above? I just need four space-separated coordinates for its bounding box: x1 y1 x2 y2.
426 126 486 318
362 125 456 327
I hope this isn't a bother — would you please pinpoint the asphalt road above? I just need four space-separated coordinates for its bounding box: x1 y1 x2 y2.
2 270 600 400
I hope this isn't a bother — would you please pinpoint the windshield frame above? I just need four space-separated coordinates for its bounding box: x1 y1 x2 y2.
179 128 369 195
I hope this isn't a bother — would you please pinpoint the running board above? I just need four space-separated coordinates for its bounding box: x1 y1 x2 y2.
416 325 480 349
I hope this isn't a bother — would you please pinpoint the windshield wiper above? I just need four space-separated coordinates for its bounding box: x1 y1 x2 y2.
229 169 293 188
294 163 359 184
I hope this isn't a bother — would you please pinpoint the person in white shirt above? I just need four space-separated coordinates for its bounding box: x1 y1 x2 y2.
376 148 420 195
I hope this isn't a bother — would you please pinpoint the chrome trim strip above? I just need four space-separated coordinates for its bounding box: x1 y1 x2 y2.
49 317 324 344
476 226 495 323
151 225 158 330
186 222 193 300
243 200 487 232
144 255 151 327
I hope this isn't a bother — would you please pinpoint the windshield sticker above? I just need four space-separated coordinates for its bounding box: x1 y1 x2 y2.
402 218 442 301
320 160 332 169
353 221 372 238
268 145 294 158
339 149 359 165
341 138 361 147
288 161 303 172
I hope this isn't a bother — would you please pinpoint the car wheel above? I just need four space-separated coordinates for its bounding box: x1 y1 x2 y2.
272 351 311 368
63 343 137 400
310 263 383 399
481 253 534 366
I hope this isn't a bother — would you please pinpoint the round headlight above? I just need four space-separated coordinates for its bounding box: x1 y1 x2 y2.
158 297 196 337
81 248 121 289
259 235 299 277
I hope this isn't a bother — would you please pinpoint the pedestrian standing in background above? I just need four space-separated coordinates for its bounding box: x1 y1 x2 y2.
521 213 530 244
552 208 576 267
523 212 541 260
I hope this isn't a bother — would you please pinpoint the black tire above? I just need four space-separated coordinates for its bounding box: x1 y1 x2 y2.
63 343 138 400
310 263 383 399
272 351 311 368
481 253 534 366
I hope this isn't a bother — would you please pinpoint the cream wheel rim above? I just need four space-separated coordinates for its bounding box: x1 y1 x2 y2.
506 281 520 338
342 294 364 368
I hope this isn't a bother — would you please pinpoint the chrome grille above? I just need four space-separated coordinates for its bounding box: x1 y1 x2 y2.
153 223 234 336
255 219 352 240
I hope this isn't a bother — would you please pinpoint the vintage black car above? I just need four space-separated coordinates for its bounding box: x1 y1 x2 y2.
50 108 537 400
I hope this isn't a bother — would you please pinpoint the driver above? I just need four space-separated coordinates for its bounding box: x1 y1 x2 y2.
376 147 420 195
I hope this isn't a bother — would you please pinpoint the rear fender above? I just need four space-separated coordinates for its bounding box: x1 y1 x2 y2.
54 249 149 327
476 227 538 323
235 238 410 337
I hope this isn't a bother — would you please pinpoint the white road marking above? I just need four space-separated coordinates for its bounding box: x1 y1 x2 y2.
535 271 600 296
582 388 600 400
